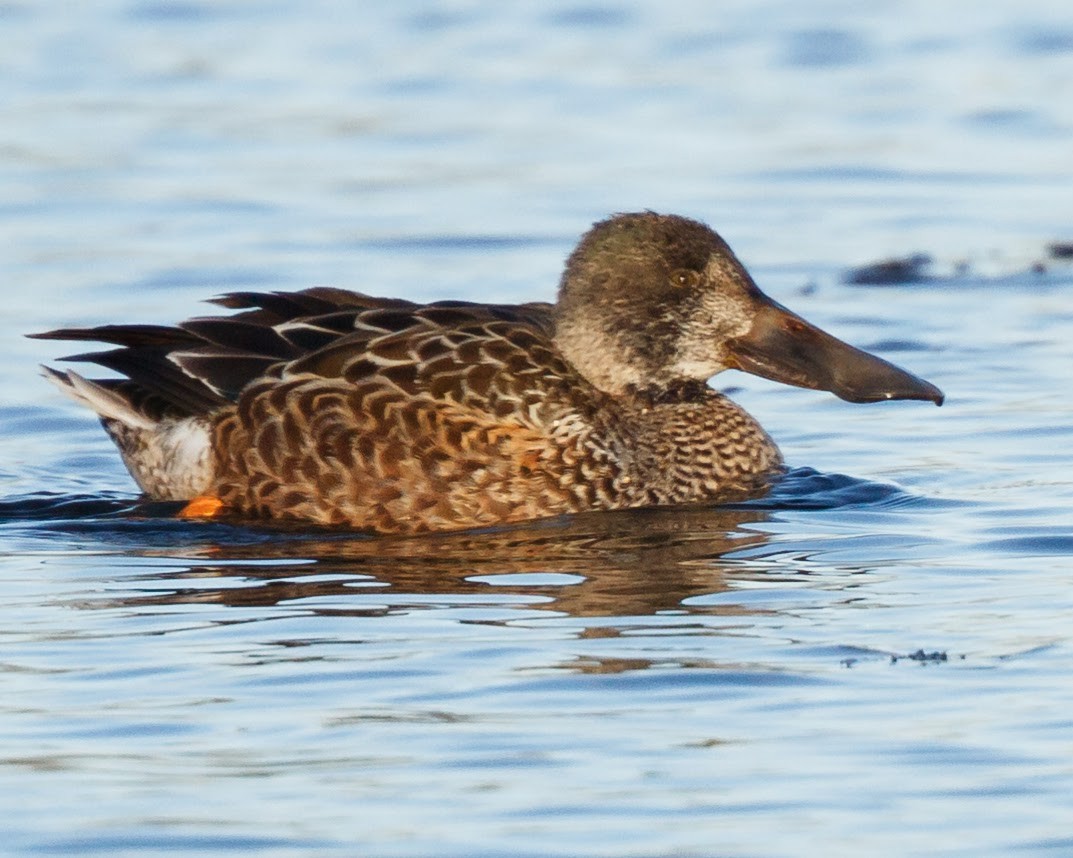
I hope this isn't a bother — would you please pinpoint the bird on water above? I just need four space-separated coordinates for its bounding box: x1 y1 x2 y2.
33 212 943 533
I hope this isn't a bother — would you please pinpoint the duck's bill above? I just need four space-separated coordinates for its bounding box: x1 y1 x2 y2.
724 298 944 405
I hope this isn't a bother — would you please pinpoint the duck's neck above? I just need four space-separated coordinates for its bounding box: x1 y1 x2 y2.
625 379 711 406
552 315 646 395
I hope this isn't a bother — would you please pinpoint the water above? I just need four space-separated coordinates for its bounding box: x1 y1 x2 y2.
3 2 1073 856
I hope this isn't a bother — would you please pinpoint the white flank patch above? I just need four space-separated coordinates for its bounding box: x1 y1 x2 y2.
160 419 211 473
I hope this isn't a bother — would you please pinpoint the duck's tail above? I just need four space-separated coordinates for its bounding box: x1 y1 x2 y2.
30 288 419 501
39 365 215 501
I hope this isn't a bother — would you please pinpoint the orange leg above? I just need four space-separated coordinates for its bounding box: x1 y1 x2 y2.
177 495 226 519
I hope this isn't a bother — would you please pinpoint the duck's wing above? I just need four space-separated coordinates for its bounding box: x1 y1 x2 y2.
32 288 567 422
276 299 573 420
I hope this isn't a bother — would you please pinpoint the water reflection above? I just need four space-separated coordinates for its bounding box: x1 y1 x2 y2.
84 506 772 620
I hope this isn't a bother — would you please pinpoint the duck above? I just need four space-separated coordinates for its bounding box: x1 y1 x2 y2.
33 212 943 533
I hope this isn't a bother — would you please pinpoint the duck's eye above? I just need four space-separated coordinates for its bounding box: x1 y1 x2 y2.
671 269 699 288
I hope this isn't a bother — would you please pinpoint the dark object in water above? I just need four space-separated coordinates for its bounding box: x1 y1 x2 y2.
891 649 949 664
1046 241 1073 260
844 253 934 285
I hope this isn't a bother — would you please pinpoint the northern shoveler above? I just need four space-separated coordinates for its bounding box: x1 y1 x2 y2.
33 212 943 533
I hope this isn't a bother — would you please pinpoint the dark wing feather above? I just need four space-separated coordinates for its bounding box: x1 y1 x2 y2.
179 318 302 359
30 324 203 349
169 350 282 401
62 347 231 414
209 288 417 323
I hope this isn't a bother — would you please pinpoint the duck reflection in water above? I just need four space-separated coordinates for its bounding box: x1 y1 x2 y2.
84 504 775 624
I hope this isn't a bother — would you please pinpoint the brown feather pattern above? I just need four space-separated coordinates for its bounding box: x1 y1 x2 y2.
34 287 781 531
197 292 780 531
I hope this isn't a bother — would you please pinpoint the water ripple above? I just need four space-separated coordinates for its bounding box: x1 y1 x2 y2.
0 466 944 536
741 466 948 511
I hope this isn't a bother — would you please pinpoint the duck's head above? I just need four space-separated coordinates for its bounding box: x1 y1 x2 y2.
554 212 943 405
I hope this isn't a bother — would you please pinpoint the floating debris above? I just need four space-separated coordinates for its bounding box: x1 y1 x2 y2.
891 649 948 664
1047 241 1073 260
845 241 1073 285
844 253 935 285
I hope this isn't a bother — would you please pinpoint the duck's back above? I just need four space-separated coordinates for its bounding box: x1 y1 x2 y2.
186 288 567 413
203 291 619 531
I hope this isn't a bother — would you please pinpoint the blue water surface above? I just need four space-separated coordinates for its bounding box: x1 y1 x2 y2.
3 2 1073 856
